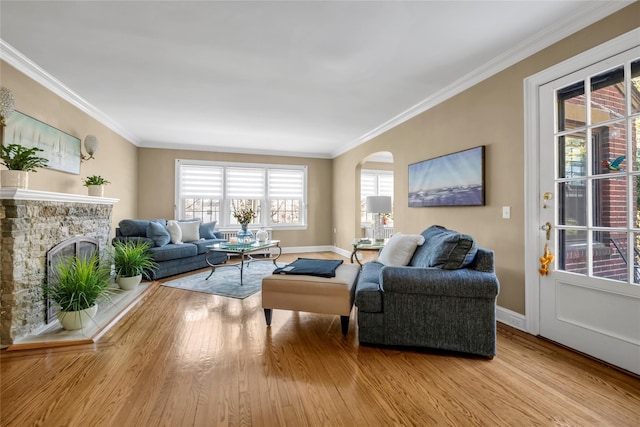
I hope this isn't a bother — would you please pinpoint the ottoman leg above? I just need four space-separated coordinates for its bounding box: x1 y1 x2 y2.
340 315 349 335
264 309 273 326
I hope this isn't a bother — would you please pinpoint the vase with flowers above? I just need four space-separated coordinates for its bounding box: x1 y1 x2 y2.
233 204 256 242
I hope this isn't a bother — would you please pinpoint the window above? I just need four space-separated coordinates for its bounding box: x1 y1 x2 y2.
360 169 393 225
176 160 307 229
554 57 640 282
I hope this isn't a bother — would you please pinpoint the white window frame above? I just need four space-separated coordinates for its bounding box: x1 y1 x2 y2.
360 169 394 227
175 159 307 231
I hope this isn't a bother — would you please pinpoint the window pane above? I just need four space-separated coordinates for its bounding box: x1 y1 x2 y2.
632 60 640 114
633 175 640 228
590 66 625 125
557 81 585 132
594 122 626 175
268 169 303 198
559 133 586 178
633 117 640 172
270 200 300 224
227 168 264 198
596 231 628 282
559 229 587 273
180 165 223 198
559 180 586 226
183 198 220 222
593 177 627 228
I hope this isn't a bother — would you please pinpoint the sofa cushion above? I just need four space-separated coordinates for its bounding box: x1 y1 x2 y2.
149 243 197 262
146 221 171 247
199 221 218 239
178 220 201 242
377 232 425 266
167 220 182 244
410 225 477 269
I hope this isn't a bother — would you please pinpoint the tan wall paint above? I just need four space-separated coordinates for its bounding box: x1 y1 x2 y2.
0 61 138 227
333 3 640 315
137 148 333 247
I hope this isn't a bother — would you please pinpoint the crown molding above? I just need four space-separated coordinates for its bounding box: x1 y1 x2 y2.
139 140 333 159
331 1 634 158
0 40 141 145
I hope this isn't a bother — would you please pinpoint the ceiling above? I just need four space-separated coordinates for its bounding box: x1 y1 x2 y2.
0 1 632 159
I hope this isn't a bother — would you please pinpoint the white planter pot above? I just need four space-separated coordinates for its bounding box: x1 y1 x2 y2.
57 304 98 330
117 274 142 291
1 170 28 189
87 184 104 197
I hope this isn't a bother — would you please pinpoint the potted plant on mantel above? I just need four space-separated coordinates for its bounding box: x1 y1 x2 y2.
82 175 110 197
42 255 113 331
112 240 158 290
0 143 48 189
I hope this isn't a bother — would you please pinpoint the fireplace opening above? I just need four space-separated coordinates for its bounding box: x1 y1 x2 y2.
46 236 100 323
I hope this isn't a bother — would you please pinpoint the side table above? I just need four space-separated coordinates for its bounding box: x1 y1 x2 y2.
350 239 386 266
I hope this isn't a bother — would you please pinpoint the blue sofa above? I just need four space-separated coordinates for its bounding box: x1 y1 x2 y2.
355 225 500 358
112 219 228 280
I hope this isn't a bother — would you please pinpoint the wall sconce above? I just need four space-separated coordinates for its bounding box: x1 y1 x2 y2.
81 135 99 161
0 86 16 146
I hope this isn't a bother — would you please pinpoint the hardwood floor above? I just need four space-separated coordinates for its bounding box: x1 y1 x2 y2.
2 252 639 426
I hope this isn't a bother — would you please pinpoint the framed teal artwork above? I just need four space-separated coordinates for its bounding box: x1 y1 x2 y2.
4 111 81 175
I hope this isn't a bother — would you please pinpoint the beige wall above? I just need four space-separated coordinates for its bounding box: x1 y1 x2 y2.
333 3 640 315
137 148 333 247
0 62 138 226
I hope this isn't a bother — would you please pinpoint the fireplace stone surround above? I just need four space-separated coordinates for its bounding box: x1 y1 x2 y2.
0 189 118 347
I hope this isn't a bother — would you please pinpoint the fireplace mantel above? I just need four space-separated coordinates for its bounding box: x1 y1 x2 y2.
0 188 119 205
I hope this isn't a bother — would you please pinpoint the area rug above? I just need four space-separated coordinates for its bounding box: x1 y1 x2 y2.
161 261 284 299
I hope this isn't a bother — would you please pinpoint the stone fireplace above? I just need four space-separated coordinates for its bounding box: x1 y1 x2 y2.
0 189 118 347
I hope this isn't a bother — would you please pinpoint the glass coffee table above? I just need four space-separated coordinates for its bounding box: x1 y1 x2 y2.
351 238 386 266
205 240 281 285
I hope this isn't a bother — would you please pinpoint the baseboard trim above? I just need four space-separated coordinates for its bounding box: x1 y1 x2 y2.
496 306 527 332
282 245 336 255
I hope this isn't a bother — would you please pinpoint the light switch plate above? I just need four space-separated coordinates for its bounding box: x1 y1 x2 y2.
502 206 511 219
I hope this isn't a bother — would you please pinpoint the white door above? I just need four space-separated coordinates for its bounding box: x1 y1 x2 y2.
539 48 640 375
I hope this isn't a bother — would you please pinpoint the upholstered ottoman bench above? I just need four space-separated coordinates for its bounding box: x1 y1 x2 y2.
261 262 360 335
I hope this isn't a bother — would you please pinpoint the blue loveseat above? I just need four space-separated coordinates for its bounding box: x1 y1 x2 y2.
112 219 228 280
355 225 500 358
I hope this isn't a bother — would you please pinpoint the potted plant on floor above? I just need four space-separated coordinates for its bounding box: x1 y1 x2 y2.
43 255 113 330
82 174 110 197
0 143 48 189
112 240 158 290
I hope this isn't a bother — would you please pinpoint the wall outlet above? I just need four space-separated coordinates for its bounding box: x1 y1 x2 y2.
502 206 511 219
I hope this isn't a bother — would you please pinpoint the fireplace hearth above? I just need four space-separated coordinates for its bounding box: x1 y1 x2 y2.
0 189 118 347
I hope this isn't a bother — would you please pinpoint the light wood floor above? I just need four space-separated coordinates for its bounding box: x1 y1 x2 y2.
2 252 639 426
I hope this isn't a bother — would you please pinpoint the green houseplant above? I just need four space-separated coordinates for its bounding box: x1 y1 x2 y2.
82 174 110 196
43 255 112 330
82 175 111 186
112 240 158 290
0 143 49 188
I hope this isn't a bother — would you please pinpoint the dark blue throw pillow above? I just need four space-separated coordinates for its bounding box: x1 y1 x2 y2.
146 221 171 247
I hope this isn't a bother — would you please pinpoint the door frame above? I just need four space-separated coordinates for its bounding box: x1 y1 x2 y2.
523 27 640 335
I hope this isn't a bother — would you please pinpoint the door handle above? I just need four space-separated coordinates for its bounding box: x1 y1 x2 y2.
541 222 552 241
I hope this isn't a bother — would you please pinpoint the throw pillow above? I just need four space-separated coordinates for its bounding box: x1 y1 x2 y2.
166 220 183 244
119 219 151 237
146 221 171 247
409 225 478 269
199 221 218 239
377 232 425 266
177 220 201 242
